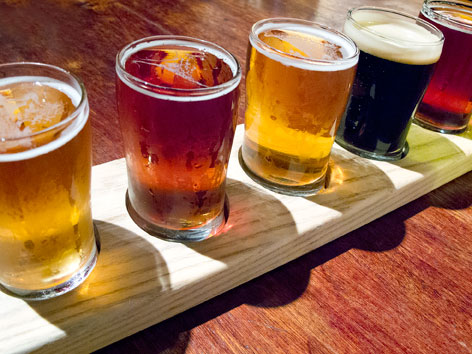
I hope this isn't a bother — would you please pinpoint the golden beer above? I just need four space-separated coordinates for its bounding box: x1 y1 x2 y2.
0 63 97 300
241 18 358 196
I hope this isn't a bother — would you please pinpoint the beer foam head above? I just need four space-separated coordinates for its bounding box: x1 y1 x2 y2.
250 18 359 72
0 76 87 162
344 7 444 65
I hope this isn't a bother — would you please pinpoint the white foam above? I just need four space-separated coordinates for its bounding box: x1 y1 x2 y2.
250 23 358 72
0 76 88 162
117 39 241 102
344 10 443 65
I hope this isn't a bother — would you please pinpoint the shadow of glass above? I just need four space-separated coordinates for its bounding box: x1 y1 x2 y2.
394 125 472 210
88 137 471 353
458 124 472 140
95 147 458 353
186 178 299 262
113 193 423 351
94 323 190 354
397 125 466 173
181 172 403 307
422 170 472 210
23 221 178 353
95 179 299 353
242 192 425 309
92 170 472 354
306 147 396 213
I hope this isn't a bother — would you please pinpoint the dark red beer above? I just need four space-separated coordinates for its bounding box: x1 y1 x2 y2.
116 37 241 241
415 1 472 133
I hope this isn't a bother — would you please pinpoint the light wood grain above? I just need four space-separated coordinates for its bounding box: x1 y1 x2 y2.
1 124 471 354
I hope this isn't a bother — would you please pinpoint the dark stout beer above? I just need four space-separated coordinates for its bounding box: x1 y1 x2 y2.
336 7 443 160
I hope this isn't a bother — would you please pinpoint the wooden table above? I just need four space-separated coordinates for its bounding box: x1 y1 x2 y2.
1 0 471 352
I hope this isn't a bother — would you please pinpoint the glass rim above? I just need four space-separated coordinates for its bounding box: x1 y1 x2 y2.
249 17 360 67
0 61 88 143
347 6 445 46
422 0 472 33
115 35 242 97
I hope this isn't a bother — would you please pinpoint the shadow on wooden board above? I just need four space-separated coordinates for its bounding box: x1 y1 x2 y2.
24 221 173 353
309 147 396 213
94 193 414 354
94 179 299 354
399 125 466 173
94 159 405 354
94 137 472 353
187 179 299 263
22 127 472 353
459 124 472 140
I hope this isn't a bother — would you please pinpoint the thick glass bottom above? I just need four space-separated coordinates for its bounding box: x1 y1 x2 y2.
238 149 325 196
1 225 99 301
335 138 409 161
413 117 468 134
126 191 229 242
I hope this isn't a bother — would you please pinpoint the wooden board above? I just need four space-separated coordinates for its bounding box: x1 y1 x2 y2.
1 124 472 354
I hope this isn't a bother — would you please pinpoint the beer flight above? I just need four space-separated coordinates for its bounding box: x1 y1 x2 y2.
0 1 471 300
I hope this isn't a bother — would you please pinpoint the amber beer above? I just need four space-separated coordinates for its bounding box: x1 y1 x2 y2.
0 63 97 300
415 0 472 133
240 18 358 196
116 36 241 242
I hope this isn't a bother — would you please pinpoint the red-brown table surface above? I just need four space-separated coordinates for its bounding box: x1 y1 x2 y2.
1 0 471 353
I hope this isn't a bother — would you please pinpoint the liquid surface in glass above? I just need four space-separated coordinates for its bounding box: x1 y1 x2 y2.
125 46 234 90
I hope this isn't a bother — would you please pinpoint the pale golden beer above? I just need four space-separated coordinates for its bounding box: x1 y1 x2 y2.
0 63 97 300
241 18 358 196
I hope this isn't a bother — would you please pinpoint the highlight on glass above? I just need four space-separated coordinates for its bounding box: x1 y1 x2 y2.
0 62 98 300
116 36 241 242
240 18 359 196
414 0 472 134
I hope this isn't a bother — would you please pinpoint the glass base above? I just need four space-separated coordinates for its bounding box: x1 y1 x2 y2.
413 117 467 134
335 138 409 161
238 148 325 196
126 191 229 242
1 224 100 301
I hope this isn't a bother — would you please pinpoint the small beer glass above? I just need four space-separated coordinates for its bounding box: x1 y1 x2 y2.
116 36 241 242
240 18 359 196
414 0 472 134
0 62 98 300
336 7 444 161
